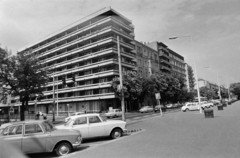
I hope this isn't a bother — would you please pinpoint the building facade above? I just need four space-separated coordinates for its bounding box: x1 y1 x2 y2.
146 42 171 74
19 7 136 113
168 48 186 78
134 41 159 77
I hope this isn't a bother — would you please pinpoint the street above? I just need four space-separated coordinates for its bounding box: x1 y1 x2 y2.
55 101 240 157
27 109 179 158
27 101 240 158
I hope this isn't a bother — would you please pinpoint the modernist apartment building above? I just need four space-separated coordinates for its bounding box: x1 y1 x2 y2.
146 42 172 74
134 40 159 77
19 7 136 113
168 48 186 78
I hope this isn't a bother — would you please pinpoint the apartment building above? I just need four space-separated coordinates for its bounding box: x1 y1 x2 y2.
134 40 159 77
19 7 136 114
146 42 171 74
168 48 186 78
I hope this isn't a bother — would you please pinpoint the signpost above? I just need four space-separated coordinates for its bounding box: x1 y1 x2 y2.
155 93 162 116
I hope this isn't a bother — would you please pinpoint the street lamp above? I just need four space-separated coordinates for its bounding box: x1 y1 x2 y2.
117 36 126 121
169 35 202 113
204 66 222 100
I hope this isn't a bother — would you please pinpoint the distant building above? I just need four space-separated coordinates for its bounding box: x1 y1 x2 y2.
133 40 159 77
167 48 186 78
146 42 172 74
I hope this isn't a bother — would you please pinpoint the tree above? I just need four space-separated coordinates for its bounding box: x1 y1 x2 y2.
200 86 216 100
230 83 240 99
188 66 195 91
0 47 49 121
111 71 144 105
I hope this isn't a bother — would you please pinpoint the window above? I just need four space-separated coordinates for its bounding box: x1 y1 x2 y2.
25 124 43 134
2 125 23 136
85 90 93 95
89 116 101 123
73 117 87 125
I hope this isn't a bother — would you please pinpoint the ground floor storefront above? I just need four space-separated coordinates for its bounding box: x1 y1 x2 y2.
29 99 139 114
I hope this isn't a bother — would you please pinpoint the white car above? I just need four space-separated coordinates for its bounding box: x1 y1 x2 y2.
199 101 214 109
181 102 200 112
105 109 122 118
57 113 127 139
65 112 85 122
139 106 154 113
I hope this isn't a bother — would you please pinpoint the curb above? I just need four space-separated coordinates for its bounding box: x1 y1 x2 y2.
124 129 142 133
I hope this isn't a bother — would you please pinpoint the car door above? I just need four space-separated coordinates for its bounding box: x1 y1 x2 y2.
22 123 46 153
88 116 105 137
2 124 23 151
72 117 89 138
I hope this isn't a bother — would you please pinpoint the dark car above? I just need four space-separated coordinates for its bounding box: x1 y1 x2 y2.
154 105 166 112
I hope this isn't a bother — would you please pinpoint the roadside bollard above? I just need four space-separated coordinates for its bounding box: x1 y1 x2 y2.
204 109 214 118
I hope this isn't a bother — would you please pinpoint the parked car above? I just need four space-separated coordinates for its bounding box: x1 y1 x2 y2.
139 106 154 113
105 109 122 118
65 111 85 122
166 103 173 109
37 111 46 116
200 101 214 109
154 105 166 112
0 120 82 156
181 102 200 112
56 113 127 140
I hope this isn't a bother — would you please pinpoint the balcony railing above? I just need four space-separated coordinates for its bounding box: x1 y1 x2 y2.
25 16 134 55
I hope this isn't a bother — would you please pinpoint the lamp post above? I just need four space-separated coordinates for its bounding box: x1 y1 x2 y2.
169 35 202 113
117 36 125 121
52 66 56 122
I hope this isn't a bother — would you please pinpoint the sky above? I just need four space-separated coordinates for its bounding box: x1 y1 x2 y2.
0 0 239 86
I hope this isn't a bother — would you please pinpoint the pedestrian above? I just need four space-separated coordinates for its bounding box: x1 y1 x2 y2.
83 105 86 114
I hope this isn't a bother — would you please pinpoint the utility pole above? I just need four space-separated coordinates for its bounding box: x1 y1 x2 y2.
52 67 55 122
117 36 125 121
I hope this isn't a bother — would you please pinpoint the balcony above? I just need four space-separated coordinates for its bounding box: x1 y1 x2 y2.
28 93 116 105
160 65 171 71
160 53 170 59
29 16 134 55
160 59 170 65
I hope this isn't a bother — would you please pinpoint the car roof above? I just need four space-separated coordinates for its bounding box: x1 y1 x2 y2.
0 120 46 127
69 113 100 119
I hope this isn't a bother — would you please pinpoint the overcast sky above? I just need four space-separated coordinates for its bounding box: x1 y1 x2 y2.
0 0 239 86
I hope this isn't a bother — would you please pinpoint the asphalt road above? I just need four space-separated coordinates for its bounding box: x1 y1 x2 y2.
65 101 240 158
27 109 179 158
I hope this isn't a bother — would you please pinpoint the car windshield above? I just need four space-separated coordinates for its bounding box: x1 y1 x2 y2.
0 128 5 135
99 114 107 121
42 121 56 132
65 118 73 126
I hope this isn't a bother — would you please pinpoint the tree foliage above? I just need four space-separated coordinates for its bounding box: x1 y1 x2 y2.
111 71 195 107
188 66 195 91
230 83 240 99
199 86 217 100
0 47 49 120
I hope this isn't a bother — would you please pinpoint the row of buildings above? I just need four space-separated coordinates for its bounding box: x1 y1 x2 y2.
1 7 191 114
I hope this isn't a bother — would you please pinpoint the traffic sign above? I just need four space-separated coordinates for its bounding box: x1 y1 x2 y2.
155 93 161 99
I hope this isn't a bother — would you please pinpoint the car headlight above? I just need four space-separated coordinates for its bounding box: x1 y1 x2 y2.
75 135 82 144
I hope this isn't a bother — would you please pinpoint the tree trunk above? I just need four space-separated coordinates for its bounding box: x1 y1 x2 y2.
20 100 25 121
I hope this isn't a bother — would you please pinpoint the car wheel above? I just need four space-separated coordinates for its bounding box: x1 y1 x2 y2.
111 129 122 139
186 108 189 111
55 142 72 156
